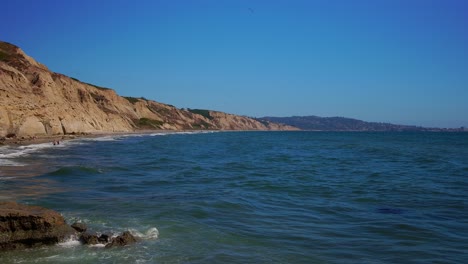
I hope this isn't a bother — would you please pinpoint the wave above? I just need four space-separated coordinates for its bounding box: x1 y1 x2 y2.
0 142 69 166
0 159 25 166
79 136 119 142
0 143 51 158
149 132 170 137
129 227 159 240
148 131 219 137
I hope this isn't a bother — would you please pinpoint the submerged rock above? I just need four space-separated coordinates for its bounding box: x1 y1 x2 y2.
0 201 76 250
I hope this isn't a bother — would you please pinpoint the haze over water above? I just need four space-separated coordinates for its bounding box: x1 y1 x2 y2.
0 131 467 263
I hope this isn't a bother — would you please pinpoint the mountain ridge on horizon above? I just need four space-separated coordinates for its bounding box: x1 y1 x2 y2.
259 115 466 132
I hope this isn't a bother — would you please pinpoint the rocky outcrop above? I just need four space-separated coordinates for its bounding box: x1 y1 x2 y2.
0 202 141 251
73 222 136 248
0 41 298 137
0 201 75 250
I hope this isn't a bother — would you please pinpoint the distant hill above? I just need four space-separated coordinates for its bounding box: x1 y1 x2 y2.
258 116 461 131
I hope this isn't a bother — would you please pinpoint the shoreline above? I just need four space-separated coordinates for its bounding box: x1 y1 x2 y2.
0 130 343 148
0 130 175 147
0 129 227 147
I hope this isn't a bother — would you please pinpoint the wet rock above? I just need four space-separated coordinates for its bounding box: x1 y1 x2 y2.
105 231 137 248
71 222 87 233
80 233 100 245
0 201 76 250
98 234 110 243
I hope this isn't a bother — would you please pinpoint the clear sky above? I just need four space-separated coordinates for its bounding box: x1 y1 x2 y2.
2 0 467 128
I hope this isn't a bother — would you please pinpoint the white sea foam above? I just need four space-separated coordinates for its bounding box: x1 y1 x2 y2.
78 133 151 142
149 133 169 136
58 235 81 248
129 227 159 240
80 136 118 142
1 142 63 158
175 131 199 135
0 142 70 166
174 130 220 135
0 159 25 166
88 243 106 248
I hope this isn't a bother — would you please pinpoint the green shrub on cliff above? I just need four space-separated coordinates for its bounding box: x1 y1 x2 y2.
124 96 149 104
0 42 15 61
137 118 164 128
0 51 9 61
124 96 140 104
188 109 213 120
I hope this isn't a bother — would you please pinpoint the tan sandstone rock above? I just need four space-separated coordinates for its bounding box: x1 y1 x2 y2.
0 201 76 250
0 41 298 136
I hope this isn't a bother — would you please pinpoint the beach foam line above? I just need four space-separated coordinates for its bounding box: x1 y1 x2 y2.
170 131 220 136
79 136 118 142
149 132 169 136
0 142 64 159
0 141 72 166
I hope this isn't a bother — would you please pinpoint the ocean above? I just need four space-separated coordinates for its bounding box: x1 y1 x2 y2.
0 131 467 263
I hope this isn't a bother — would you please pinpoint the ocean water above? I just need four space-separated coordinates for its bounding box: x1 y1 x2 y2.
0 131 467 263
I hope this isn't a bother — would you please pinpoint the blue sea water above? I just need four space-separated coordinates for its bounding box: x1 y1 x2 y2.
0 131 467 263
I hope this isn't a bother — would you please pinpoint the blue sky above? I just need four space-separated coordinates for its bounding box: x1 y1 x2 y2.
2 0 467 128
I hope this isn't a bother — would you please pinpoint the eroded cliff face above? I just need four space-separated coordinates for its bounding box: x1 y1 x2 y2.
0 41 297 137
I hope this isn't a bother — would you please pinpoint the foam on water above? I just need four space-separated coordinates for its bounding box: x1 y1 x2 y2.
79 136 119 142
88 243 106 248
0 159 25 166
0 142 66 166
149 131 219 137
130 227 160 240
1 142 69 157
57 235 81 248
149 132 170 137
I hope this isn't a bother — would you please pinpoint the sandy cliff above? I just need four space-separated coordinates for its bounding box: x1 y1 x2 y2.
0 41 297 137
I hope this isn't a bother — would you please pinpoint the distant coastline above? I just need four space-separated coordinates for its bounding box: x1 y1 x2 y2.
258 116 467 132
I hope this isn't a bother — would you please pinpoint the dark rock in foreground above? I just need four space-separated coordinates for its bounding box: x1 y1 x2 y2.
1 202 140 250
79 231 137 247
0 201 75 250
